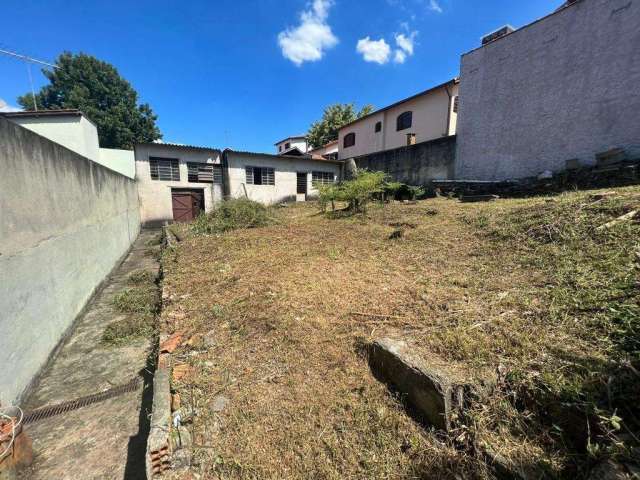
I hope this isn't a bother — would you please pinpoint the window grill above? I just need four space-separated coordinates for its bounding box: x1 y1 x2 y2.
246 167 275 185
312 171 335 185
188 163 222 184
343 133 356 148
396 111 413 131
149 157 180 181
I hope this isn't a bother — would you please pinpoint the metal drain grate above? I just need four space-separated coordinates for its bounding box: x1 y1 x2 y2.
23 376 143 425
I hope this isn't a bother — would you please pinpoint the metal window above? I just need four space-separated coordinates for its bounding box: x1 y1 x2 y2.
246 167 275 186
187 163 222 184
343 133 356 148
375 121 382 133
396 111 412 131
312 171 335 185
149 157 180 181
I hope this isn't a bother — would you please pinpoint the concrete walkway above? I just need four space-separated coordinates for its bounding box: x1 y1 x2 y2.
18 229 161 480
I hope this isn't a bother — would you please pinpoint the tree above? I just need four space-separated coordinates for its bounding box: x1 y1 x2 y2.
307 103 373 149
18 52 161 149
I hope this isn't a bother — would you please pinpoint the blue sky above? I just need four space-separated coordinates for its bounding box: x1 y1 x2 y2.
1 0 560 152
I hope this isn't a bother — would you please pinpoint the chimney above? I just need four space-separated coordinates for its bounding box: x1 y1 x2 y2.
406 133 416 146
481 25 515 46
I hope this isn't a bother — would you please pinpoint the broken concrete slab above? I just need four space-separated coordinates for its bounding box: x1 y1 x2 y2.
368 338 491 431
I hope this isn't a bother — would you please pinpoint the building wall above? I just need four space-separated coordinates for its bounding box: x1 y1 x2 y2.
99 148 136 178
135 144 223 226
0 117 140 405
354 136 456 187
276 138 308 154
8 114 136 178
338 83 458 160
456 0 640 181
309 142 339 157
225 152 342 204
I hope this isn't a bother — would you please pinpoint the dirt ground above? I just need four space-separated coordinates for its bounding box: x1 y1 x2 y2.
162 190 640 479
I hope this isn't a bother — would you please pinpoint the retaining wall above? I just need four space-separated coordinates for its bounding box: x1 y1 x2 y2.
352 135 456 187
0 117 141 405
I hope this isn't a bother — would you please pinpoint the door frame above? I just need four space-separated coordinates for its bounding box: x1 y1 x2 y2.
171 188 205 222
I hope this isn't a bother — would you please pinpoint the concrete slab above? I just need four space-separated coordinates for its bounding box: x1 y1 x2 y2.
17 229 161 480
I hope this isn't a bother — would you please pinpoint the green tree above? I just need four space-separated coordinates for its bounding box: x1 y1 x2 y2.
18 52 161 149
307 103 373 149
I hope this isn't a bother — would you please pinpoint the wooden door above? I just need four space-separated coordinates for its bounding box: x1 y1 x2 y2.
172 190 204 222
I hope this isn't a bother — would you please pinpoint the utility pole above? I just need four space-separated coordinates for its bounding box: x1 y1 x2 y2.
0 48 58 112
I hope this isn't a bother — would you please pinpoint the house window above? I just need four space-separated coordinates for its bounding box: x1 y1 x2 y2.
453 96 459 113
343 132 356 148
312 171 335 185
396 111 412 131
375 121 382 133
187 163 222 184
149 157 180 181
246 166 275 186
285 142 291 150
279 145 282 152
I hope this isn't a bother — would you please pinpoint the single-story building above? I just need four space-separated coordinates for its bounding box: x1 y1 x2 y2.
134 143 223 226
223 149 342 204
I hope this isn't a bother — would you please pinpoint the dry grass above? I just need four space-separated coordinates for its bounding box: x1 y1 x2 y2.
161 188 640 479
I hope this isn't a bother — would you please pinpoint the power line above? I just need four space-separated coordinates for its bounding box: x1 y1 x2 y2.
0 47 58 111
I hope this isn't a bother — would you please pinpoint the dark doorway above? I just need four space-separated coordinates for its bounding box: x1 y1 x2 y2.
171 189 204 222
297 172 307 195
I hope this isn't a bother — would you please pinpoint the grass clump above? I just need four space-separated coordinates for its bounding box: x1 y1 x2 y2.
102 281 160 346
128 269 155 285
191 198 274 235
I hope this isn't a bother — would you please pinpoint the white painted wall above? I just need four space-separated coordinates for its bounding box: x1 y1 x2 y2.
276 138 308 154
0 117 140 404
309 141 339 157
338 83 458 160
135 144 223 226
225 151 342 204
7 113 136 178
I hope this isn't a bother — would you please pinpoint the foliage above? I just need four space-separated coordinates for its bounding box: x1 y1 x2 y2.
383 182 426 201
18 52 161 149
191 198 274 235
307 103 373 149
318 171 387 213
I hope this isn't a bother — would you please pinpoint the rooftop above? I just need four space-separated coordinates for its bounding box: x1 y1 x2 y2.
224 148 342 164
136 142 221 153
1 109 98 127
274 135 307 146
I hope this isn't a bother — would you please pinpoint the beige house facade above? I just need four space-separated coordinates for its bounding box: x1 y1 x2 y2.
338 79 459 160
134 143 223 226
275 135 308 155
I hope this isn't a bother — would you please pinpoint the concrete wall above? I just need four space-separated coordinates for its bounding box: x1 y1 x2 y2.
338 83 458 160
456 0 640 181
99 148 135 178
225 151 342 204
0 117 140 405
309 141 339 157
135 144 223 226
354 136 456 187
7 113 136 178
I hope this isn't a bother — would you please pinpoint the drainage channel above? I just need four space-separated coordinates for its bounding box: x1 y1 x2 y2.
23 376 143 425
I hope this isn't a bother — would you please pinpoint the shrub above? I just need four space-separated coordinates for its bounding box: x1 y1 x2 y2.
319 171 387 214
383 182 426 201
192 198 274 235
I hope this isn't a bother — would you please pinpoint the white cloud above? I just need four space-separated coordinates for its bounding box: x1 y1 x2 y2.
428 0 443 13
0 98 21 112
278 0 339 66
393 31 418 63
356 37 392 64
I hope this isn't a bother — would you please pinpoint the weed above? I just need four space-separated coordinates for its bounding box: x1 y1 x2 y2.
112 286 159 315
128 269 155 285
191 198 274 235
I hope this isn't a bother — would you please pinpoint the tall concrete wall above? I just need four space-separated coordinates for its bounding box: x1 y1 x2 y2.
456 0 640 181
0 117 140 405
353 136 456 187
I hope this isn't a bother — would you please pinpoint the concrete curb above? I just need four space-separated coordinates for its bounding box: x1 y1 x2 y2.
145 225 178 478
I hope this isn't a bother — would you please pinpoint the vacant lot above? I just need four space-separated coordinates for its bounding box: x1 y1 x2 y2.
162 188 639 479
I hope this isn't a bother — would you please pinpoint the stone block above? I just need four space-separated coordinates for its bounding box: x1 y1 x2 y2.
368 338 487 431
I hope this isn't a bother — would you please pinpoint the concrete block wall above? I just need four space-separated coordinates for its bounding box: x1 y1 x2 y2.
456 0 640 181
0 117 140 405
353 135 456 186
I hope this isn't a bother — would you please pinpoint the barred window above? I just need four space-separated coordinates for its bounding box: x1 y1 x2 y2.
187 163 222 184
312 171 335 185
149 157 180 181
246 166 275 186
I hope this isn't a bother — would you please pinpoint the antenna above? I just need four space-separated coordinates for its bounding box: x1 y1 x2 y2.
0 47 58 111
